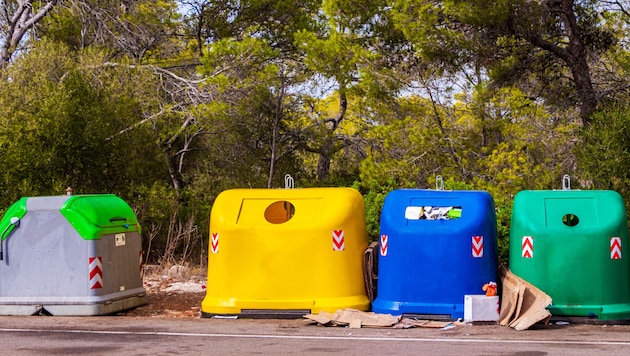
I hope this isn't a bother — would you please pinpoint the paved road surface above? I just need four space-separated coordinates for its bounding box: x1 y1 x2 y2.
1 316 629 355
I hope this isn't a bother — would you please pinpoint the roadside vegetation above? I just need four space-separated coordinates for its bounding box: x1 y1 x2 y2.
2 1 630 268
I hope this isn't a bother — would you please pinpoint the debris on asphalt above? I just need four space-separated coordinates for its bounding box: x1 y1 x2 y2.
303 309 461 329
304 309 400 328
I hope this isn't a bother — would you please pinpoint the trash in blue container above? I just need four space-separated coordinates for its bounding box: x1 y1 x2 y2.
372 179 498 319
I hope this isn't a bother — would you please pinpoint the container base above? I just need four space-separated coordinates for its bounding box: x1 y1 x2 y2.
202 309 310 319
402 313 454 321
549 315 630 325
372 299 463 320
548 303 630 322
0 295 147 316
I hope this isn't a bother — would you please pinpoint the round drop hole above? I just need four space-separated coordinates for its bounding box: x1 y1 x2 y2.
264 201 295 224
562 214 579 227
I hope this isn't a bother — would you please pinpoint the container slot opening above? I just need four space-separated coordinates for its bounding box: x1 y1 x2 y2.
264 201 295 224
405 206 462 220
562 213 579 227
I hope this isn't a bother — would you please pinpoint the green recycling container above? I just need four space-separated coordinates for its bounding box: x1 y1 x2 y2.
509 189 630 320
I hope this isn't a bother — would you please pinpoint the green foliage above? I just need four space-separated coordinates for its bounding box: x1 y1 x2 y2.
0 40 173 260
0 42 134 196
576 104 630 212
392 0 617 124
295 29 369 84
358 84 576 264
459 86 575 264
354 179 405 243
5 0 630 270
359 95 454 188
191 0 323 50
133 181 208 265
39 0 181 61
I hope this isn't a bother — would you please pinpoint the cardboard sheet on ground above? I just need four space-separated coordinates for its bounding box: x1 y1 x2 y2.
499 265 552 330
303 309 453 329
303 309 400 328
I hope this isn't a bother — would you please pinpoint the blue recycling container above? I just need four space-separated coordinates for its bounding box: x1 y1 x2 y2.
372 189 498 319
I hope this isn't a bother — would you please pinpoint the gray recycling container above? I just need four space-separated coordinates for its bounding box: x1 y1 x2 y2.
0 194 146 316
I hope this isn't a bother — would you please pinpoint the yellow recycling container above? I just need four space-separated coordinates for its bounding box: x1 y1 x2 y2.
201 187 370 318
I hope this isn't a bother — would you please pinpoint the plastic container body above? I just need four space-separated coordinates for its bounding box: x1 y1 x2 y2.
201 188 369 317
509 190 630 320
0 195 145 316
372 189 498 319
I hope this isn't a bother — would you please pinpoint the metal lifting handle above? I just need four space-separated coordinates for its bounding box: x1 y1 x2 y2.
562 174 571 190
436 175 444 191
284 174 294 189
1 217 20 261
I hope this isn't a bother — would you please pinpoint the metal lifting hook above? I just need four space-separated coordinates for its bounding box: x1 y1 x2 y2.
562 174 571 190
284 174 295 189
436 175 445 191
0 217 20 261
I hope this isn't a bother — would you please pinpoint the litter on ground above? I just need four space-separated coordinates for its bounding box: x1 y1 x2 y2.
303 309 463 329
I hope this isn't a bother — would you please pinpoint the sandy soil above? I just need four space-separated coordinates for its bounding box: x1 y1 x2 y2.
121 268 207 318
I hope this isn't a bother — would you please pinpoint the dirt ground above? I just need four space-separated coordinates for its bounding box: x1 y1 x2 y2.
121 266 207 318
121 289 205 318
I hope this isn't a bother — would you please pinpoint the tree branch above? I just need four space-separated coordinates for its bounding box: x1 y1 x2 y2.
1 1 58 68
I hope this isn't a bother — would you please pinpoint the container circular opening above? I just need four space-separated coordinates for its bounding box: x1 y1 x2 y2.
562 213 579 227
264 201 295 224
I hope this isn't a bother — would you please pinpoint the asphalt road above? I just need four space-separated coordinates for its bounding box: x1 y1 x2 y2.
1 316 630 355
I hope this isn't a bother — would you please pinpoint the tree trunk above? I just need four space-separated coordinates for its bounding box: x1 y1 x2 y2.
267 85 285 188
524 0 598 126
164 151 184 193
316 140 333 182
314 88 347 182
569 57 598 125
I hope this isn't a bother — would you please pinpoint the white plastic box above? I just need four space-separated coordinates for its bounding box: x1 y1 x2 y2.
464 295 500 322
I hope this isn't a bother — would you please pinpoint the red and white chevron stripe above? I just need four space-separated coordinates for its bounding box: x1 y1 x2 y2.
522 236 533 259
611 237 622 260
472 235 484 258
380 234 388 256
332 230 345 251
211 232 219 254
89 256 103 289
